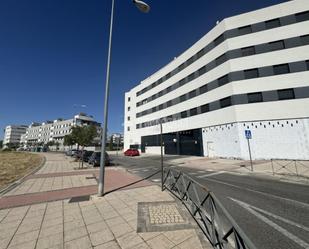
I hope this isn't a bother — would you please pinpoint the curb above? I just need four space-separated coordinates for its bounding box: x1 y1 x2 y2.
0 154 46 196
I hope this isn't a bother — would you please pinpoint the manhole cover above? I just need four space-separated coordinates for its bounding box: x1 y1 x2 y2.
137 201 194 233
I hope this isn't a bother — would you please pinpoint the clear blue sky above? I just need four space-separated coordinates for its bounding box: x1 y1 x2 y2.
0 0 286 138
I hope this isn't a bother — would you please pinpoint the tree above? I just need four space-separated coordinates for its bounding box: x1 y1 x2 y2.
109 136 113 151
71 125 97 168
0 140 3 149
63 135 75 149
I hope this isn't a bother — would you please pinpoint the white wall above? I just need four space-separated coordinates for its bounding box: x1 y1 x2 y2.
202 118 309 160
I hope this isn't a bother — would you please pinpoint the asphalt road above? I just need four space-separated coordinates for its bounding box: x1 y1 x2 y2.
111 154 309 249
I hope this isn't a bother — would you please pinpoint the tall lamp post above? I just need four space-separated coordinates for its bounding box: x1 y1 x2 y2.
98 0 150 197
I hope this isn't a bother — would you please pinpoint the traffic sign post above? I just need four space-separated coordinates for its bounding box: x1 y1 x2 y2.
245 130 253 171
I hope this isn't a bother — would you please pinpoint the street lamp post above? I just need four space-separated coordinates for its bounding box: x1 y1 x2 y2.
98 0 150 197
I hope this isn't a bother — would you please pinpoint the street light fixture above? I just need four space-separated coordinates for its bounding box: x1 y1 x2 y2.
98 0 150 197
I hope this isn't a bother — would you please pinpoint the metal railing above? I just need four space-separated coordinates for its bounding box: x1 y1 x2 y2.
270 159 309 177
163 168 257 249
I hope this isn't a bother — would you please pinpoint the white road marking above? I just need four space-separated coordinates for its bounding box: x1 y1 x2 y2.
196 171 225 178
206 178 309 209
152 179 161 182
230 198 309 248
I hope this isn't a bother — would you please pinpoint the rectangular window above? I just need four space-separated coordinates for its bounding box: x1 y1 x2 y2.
167 100 172 107
220 97 232 108
178 63 185 71
181 111 188 119
190 108 197 116
238 25 252 35
278 89 295 100
159 104 163 110
158 91 163 97
301 34 309 45
152 107 156 113
216 54 227 66
265 18 281 29
269 40 285 51
198 66 206 76
136 124 140 129
187 56 194 65
127 107 131 111
306 60 309 70
273 64 290 75
128 97 131 102
197 48 205 59
178 78 186 87
247 92 263 103
127 116 130 121
199 84 208 94
158 78 163 84
165 72 171 80
214 34 224 46
189 90 196 98
201 104 209 113
180 94 187 102
241 46 255 56
127 127 130 131
166 86 172 93
244 69 259 79
218 74 229 86
295 11 309 22
188 73 195 82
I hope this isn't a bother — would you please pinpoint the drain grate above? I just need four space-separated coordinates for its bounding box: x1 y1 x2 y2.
69 195 90 203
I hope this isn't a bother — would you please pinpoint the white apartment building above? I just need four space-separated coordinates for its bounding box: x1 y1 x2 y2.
124 0 309 160
3 125 27 146
21 113 101 149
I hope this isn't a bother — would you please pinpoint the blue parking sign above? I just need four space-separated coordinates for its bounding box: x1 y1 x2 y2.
245 130 252 139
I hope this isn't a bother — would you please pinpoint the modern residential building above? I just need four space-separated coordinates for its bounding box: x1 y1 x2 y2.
110 133 124 145
124 0 309 160
21 113 102 149
3 125 28 147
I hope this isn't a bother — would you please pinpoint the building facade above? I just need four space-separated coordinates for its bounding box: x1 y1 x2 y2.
21 113 101 149
3 125 28 146
124 0 309 160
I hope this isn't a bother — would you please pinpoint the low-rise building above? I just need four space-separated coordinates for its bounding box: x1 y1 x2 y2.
3 125 28 147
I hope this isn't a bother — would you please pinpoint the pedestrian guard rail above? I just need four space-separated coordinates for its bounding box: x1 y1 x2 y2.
163 168 257 249
270 159 309 177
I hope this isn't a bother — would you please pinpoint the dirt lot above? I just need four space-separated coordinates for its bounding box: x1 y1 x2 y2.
0 152 44 189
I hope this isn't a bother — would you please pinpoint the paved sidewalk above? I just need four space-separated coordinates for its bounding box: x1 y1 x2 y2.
0 153 211 249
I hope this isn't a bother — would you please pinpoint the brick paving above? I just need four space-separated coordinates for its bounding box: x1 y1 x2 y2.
0 153 211 249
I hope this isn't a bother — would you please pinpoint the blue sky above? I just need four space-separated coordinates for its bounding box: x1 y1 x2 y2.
0 0 286 138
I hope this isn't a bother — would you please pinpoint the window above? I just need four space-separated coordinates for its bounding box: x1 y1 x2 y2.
301 35 309 45
269 40 285 51
136 124 140 129
158 78 163 84
199 84 208 94
128 97 131 102
295 11 309 22
244 69 259 79
197 48 205 59
165 72 171 80
218 74 229 86
278 89 295 100
127 107 130 111
189 90 196 98
180 94 187 102
159 104 163 110
201 104 209 113
306 60 309 70
152 107 156 113
238 25 252 35
187 56 194 65
198 66 206 76
179 78 186 87
178 63 185 71
265 18 281 29
167 100 172 107
216 54 227 66
273 64 290 75
220 97 232 108
188 73 195 81
181 111 188 119
214 34 224 46
127 127 130 131
247 92 263 103
166 86 172 93
158 91 163 97
190 108 197 116
241 46 255 56
127 116 130 121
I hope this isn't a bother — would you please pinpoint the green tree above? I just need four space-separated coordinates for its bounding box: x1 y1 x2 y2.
63 135 75 149
71 125 97 168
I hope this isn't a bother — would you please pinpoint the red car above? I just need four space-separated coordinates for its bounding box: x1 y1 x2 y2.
124 149 140 156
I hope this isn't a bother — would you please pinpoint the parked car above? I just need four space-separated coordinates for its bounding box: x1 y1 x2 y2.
65 149 78 156
88 152 110 166
82 151 94 162
71 150 80 157
124 148 140 157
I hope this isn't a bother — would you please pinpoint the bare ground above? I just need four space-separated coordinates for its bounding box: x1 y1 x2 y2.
0 152 44 189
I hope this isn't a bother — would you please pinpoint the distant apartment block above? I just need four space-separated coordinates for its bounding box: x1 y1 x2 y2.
124 0 309 160
110 133 124 145
21 113 102 149
3 125 28 146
